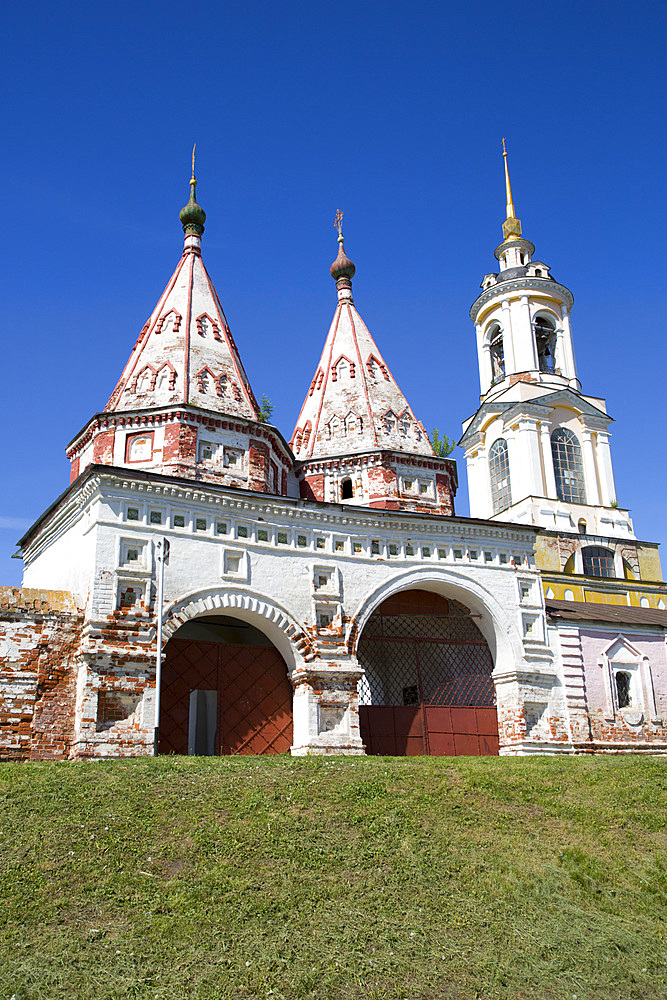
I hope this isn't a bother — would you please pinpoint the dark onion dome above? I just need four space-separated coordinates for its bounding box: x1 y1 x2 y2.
330 235 356 281
179 177 206 236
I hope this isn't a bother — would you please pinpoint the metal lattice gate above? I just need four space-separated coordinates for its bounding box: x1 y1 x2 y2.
357 591 499 756
159 638 293 755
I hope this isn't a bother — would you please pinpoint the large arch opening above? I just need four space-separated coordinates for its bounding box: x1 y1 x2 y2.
159 615 293 755
357 589 498 756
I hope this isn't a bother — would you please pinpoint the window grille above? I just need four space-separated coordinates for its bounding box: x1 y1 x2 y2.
488 438 512 513
551 428 587 503
582 545 615 578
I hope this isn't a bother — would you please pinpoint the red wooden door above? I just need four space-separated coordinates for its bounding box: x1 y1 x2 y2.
159 637 293 755
219 643 293 755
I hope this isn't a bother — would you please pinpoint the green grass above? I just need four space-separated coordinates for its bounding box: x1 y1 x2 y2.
1 756 666 1000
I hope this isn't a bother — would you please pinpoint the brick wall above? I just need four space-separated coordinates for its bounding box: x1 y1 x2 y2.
0 588 83 760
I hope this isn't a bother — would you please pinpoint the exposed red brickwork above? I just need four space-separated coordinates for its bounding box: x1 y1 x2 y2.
0 589 83 761
249 438 270 492
508 371 537 387
301 475 324 501
69 456 80 483
92 428 115 464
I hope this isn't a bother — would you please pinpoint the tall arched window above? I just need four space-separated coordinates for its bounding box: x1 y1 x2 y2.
551 428 587 503
488 438 512 513
488 325 505 383
582 546 616 578
534 316 557 374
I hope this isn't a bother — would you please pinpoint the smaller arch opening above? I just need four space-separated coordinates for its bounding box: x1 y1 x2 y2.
534 316 557 374
341 477 353 499
578 519 587 534
488 324 505 383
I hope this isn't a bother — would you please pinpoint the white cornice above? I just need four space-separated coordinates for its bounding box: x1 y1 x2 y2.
470 278 574 323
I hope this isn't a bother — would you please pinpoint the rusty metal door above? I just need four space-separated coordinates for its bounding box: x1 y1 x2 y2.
159 638 293 755
357 591 499 756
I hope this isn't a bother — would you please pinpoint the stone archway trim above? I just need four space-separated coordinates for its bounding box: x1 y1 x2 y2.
161 587 314 662
346 567 528 670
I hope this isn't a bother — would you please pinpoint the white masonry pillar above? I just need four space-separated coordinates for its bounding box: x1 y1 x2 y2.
521 296 538 370
595 430 617 507
501 299 516 373
580 429 601 506
539 422 558 499
560 308 578 382
478 334 493 394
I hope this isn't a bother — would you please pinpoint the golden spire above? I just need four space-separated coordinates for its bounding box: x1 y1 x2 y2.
191 143 196 180
501 138 522 241
334 208 344 240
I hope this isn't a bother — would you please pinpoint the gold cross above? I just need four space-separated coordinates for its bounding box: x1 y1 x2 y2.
501 137 507 156
334 209 344 235
192 143 196 178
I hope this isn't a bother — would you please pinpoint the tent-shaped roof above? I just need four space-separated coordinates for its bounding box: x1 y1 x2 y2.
105 173 260 421
291 233 434 462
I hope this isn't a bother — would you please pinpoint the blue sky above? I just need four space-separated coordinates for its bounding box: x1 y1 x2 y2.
1 1 666 584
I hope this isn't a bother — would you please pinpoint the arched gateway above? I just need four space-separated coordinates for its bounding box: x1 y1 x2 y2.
357 590 498 756
159 616 293 755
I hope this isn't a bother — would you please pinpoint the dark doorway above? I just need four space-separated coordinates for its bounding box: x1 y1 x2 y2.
159 616 293 755
357 590 498 756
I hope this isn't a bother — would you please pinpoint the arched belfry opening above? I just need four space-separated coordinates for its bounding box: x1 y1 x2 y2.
159 616 293 755
357 590 498 756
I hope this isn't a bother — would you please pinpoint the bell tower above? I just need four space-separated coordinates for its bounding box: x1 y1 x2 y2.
460 143 632 541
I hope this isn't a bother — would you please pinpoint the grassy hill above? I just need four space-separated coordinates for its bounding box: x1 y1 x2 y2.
1 756 666 1000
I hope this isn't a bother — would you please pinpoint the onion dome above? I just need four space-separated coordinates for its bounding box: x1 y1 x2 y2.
179 149 206 236
330 233 356 281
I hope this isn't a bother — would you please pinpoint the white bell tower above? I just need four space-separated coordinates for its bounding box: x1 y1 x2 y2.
460 143 633 541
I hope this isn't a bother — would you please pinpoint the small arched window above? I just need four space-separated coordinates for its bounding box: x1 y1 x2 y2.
582 546 615 578
341 478 353 499
488 438 512 513
488 325 505 383
551 428 587 504
578 519 587 534
534 316 557 374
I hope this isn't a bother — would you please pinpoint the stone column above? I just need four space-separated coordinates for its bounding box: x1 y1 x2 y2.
539 422 558 499
514 417 543 498
560 308 578 381
477 323 493 393
521 296 538 370
501 299 516 373
580 429 601 506
504 430 523 504
595 430 617 507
